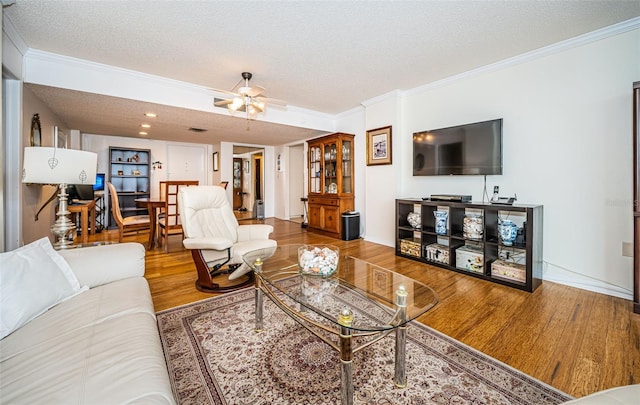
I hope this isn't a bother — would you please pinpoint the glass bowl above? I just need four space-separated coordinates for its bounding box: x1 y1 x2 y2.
297 245 339 278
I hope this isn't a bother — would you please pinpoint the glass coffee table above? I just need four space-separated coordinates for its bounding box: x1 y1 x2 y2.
243 245 438 405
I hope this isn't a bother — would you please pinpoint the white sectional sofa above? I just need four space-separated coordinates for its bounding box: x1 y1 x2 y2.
0 240 175 404
562 384 640 404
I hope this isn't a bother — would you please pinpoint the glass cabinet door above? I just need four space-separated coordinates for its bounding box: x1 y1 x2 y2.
324 141 338 194
342 140 352 193
309 146 322 193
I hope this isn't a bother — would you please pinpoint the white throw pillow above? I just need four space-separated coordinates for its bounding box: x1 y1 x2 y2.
0 237 87 339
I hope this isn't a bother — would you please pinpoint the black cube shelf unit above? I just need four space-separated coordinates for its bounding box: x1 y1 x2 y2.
396 199 543 292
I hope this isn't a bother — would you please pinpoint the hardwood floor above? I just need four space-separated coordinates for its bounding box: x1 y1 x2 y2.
86 218 639 399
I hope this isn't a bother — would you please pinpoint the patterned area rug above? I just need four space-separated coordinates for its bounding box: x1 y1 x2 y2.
157 288 572 405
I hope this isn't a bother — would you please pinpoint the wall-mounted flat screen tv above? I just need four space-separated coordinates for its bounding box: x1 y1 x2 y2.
413 118 503 176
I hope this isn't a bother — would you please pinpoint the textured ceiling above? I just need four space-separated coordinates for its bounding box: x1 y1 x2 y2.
5 0 640 144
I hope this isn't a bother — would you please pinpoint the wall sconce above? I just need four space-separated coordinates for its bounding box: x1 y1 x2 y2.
152 161 163 170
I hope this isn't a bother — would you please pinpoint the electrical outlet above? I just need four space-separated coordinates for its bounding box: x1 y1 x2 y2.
622 242 633 257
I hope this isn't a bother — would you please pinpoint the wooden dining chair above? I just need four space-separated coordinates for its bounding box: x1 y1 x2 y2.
157 180 199 253
107 182 150 242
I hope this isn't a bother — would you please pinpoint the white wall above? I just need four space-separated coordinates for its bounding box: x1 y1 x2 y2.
362 95 401 244
288 144 305 219
273 145 287 219
2 12 27 251
335 108 366 237
363 28 640 299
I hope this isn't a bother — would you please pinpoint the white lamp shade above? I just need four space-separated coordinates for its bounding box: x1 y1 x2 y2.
23 147 97 185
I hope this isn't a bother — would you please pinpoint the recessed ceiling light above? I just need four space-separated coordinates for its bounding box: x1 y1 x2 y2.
141 124 151 128
144 113 157 118
139 131 148 135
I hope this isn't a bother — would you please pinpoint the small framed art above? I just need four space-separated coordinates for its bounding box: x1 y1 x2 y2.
366 125 392 166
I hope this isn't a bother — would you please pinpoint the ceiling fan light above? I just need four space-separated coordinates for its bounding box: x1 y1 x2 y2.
228 97 243 112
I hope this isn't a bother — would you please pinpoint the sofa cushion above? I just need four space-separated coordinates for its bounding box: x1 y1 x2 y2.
0 237 87 339
0 276 174 404
58 242 145 288
0 312 174 404
0 277 155 361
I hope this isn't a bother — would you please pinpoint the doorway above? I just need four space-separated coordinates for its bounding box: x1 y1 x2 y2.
232 158 244 210
233 146 264 219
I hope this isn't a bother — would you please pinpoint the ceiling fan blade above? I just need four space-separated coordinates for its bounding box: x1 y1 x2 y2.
246 85 266 97
251 102 264 114
214 98 234 106
257 96 287 107
207 87 240 97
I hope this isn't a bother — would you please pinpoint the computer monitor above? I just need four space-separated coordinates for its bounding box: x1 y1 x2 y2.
93 173 105 191
68 184 94 201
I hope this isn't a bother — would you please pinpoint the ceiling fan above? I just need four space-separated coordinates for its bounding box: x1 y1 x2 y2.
213 72 286 119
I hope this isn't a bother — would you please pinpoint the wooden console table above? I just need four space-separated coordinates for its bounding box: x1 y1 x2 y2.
68 200 96 244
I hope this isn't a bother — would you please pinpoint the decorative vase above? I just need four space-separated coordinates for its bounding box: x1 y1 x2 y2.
434 210 448 235
498 220 518 246
407 212 421 228
463 215 483 239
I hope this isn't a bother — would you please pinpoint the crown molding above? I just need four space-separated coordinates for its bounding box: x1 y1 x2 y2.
361 90 402 108
2 12 28 55
24 49 212 92
404 17 640 97
335 105 364 121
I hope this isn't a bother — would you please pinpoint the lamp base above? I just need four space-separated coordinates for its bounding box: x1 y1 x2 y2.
51 220 77 249
51 183 77 250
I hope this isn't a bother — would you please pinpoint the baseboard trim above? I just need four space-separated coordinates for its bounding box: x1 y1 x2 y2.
543 262 633 301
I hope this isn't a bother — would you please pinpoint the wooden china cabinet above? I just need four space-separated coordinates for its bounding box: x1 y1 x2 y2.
306 132 355 239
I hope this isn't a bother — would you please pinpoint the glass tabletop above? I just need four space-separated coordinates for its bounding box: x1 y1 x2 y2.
243 245 438 332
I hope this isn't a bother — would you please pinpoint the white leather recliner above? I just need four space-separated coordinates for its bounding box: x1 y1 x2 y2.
178 185 277 292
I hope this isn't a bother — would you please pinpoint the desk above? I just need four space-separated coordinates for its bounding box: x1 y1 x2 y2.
68 200 96 245
135 198 165 250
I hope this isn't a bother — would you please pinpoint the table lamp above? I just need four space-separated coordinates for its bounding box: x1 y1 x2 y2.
23 147 97 249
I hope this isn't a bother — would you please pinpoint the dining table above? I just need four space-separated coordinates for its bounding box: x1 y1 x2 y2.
135 197 165 250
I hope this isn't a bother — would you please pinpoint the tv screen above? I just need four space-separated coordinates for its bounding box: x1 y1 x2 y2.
93 173 105 191
413 118 502 176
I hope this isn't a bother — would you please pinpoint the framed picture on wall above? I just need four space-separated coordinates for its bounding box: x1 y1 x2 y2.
366 125 392 166
213 152 219 172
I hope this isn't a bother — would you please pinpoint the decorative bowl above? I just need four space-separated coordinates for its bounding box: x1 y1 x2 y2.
298 245 339 278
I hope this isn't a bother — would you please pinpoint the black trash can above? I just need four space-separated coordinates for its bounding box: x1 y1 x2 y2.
253 200 265 219
342 211 360 241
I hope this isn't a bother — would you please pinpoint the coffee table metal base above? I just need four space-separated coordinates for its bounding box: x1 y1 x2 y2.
253 281 408 405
